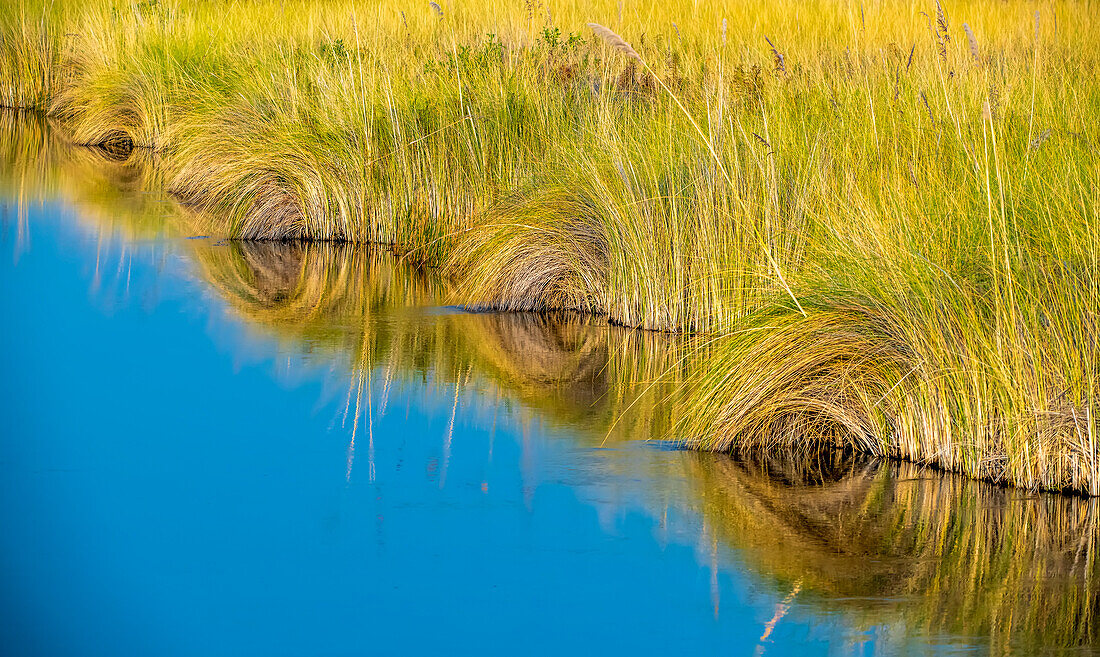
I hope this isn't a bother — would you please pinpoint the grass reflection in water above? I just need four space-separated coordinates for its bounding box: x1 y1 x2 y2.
4 115 1098 653
196 231 1100 654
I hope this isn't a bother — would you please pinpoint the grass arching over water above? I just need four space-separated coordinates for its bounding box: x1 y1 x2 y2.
1 1 1098 493
3 125 1100 651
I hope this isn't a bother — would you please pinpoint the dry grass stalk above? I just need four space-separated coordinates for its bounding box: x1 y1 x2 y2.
963 23 979 62
764 36 786 74
586 22 641 61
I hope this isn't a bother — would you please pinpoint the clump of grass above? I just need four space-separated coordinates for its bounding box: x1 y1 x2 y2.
447 181 610 315
0 10 56 110
963 22 980 62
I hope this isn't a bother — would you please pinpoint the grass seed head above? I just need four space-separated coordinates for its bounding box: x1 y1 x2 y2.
587 23 641 61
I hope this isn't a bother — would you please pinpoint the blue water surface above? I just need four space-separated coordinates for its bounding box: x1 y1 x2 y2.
0 203 888 656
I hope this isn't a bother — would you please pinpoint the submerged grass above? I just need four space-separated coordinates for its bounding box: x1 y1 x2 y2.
1 1 1097 492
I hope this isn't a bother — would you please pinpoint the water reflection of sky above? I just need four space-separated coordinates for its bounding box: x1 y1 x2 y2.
0 203 873 656
2 150 1097 654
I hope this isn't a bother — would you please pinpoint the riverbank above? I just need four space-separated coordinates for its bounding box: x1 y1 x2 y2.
2 0 1097 493
4 176 1097 653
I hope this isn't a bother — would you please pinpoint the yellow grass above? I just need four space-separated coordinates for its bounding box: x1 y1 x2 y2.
1 0 1097 492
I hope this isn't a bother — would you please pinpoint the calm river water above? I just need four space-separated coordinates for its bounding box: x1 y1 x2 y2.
1 116 1097 656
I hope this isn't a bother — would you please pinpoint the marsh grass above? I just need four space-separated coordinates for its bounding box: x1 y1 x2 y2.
1 0 1097 492
4 129 1097 646
139 219 1100 650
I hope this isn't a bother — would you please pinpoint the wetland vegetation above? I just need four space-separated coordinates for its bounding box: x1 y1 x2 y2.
2 0 1097 495
4 115 1099 652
